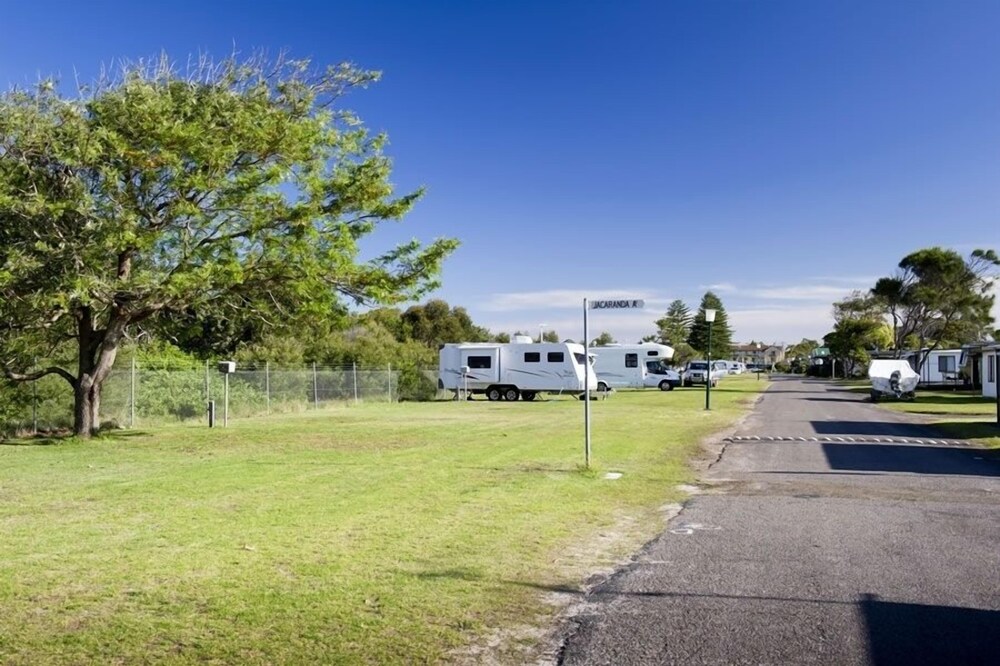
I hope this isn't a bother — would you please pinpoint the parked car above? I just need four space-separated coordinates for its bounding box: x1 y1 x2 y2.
682 360 727 387
725 361 746 375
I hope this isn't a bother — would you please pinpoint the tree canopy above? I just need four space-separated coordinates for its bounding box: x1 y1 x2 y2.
653 299 692 346
687 292 733 358
870 247 998 369
0 54 457 435
590 331 616 346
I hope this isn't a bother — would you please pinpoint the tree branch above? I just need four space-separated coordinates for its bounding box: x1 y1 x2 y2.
3 364 76 386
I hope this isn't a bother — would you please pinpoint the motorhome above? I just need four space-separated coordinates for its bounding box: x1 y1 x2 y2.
438 336 597 401
591 343 680 391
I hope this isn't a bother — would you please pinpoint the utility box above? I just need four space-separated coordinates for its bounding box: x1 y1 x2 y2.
218 361 236 374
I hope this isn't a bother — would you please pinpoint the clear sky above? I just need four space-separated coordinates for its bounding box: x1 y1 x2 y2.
2 1 998 346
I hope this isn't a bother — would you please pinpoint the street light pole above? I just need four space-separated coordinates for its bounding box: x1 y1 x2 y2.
705 308 716 410
756 342 762 380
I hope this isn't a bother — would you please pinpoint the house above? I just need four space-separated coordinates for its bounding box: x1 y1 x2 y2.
983 344 999 400
910 348 964 386
731 342 785 367
869 348 969 387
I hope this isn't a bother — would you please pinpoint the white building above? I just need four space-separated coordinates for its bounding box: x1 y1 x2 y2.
983 344 999 399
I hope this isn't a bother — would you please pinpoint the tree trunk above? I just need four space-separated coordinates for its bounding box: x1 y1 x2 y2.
73 378 100 437
72 308 122 438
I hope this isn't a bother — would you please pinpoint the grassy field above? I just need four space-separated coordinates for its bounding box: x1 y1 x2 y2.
851 385 1000 449
0 376 765 664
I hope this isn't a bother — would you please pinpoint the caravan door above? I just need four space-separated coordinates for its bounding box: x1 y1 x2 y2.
461 347 500 389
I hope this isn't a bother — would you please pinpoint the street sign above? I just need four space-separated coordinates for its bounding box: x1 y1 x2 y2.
589 299 645 310
581 296 645 468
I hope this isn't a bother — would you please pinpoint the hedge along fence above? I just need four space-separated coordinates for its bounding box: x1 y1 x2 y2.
0 360 441 437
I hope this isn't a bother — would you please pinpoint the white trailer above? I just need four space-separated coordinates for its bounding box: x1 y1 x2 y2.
438 337 597 401
591 343 679 391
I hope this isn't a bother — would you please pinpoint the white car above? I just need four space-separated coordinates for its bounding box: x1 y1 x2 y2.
682 360 727 387
726 361 746 375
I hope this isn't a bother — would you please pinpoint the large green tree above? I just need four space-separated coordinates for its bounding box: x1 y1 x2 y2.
653 299 692 346
591 331 616 346
399 299 491 347
823 318 892 378
871 248 998 371
0 55 457 436
687 292 734 359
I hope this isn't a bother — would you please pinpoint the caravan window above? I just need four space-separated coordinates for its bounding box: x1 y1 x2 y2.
625 353 638 368
937 355 956 373
524 352 540 363
646 351 659 356
467 355 492 369
547 352 565 363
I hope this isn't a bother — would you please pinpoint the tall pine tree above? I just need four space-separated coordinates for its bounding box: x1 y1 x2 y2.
654 299 692 346
687 292 734 359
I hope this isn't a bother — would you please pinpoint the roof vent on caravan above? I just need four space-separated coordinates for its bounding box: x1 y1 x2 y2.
512 335 534 344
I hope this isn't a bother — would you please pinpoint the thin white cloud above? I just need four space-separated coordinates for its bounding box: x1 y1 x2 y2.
700 282 737 293
746 285 859 301
805 275 879 286
728 305 834 344
482 289 659 312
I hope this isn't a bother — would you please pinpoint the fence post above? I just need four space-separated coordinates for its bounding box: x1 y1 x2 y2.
388 362 392 403
205 360 211 402
265 361 270 415
313 362 319 408
353 362 359 405
32 357 37 434
129 356 136 428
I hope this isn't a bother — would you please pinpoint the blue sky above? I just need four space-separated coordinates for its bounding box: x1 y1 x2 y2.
3 1 998 345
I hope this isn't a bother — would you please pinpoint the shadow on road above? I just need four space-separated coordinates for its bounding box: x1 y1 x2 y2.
821 442 1000 477
804 396 866 403
811 420 935 438
861 594 1000 665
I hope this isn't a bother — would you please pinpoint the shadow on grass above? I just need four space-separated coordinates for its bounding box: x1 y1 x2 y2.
0 429 151 446
933 420 1000 442
404 568 584 594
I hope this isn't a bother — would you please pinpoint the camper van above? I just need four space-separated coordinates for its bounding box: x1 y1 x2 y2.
438 337 597 401
591 343 680 391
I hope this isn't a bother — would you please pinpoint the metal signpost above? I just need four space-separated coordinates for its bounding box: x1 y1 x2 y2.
584 298 645 467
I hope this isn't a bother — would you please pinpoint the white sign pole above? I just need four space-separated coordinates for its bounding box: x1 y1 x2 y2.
584 297 591 468
582 298 645 469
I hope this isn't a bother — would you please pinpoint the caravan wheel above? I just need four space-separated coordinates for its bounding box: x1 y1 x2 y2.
658 380 674 392
503 387 520 402
486 387 502 402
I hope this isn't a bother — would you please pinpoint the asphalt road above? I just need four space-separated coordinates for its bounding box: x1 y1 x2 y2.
556 376 1000 665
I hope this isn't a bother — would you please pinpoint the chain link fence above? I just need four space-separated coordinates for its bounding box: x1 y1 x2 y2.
1 359 445 437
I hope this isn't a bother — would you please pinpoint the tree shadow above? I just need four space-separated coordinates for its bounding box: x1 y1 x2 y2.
932 421 1000 441
821 442 1000 477
0 429 151 446
860 594 1000 665
804 396 866 403
811 420 938 438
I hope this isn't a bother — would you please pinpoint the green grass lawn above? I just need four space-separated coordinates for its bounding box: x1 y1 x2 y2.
852 386 1000 449
0 377 765 664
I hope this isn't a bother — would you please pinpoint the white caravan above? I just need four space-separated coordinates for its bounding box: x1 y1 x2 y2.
438 337 597 401
591 343 680 391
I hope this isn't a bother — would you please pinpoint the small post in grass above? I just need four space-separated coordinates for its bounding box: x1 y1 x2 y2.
705 308 716 411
